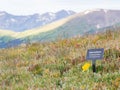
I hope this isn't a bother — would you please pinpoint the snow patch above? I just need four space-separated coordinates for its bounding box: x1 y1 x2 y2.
84 10 91 15
104 9 108 13
83 9 101 15
66 11 74 15
36 12 56 22
11 18 16 22
96 24 100 29
48 12 55 17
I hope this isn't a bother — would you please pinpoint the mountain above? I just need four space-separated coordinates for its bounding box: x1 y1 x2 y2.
1 9 120 48
0 10 75 32
21 9 120 41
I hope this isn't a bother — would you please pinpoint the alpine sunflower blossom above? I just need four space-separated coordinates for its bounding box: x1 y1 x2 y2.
82 63 91 71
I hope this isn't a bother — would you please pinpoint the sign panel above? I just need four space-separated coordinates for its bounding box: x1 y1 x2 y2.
86 48 104 60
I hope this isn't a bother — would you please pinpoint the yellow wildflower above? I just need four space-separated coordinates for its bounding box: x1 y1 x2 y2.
82 63 91 71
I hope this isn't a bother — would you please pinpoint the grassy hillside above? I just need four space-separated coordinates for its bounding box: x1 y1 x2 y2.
0 29 120 90
0 29 21 48
0 29 17 37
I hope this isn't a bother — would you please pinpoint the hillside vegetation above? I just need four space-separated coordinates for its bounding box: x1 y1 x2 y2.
0 29 120 90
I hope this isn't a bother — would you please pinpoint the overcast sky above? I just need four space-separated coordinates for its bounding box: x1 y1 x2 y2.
0 0 120 15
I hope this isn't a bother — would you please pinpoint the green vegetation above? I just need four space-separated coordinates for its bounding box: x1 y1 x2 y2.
0 30 120 90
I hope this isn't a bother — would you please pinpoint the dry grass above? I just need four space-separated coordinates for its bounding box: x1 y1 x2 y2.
0 30 120 89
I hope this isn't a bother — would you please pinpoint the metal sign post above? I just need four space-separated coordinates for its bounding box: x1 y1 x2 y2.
92 60 96 72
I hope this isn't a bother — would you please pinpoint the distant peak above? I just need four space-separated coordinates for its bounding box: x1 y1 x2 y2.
33 13 40 17
0 11 7 16
58 9 75 13
0 11 6 13
58 9 67 12
56 9 76 15
84 9 101 13
83 9 110 15
91 9 110 13
42 12 54 16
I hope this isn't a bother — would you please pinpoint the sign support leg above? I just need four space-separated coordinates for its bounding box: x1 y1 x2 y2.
92 60 96 73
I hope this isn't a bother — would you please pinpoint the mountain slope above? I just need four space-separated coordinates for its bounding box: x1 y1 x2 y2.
1 9 120 48
21 9 120 41
0 10 75 32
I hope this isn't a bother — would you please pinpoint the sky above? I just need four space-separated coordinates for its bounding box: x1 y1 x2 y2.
0 0 120 15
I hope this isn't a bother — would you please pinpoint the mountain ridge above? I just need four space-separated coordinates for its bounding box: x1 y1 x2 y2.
0 10 76 32
1 9 120 48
